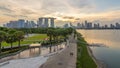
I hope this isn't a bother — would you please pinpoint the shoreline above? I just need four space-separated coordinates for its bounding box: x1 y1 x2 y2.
87 46 107 68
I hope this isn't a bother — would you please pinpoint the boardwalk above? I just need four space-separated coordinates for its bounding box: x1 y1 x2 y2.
40 33 77 68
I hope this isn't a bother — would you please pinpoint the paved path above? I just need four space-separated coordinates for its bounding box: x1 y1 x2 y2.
40 33 77 68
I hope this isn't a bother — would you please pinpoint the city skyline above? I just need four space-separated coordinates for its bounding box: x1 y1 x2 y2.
3 17 55 28
0 0 120 25
4 18 120 29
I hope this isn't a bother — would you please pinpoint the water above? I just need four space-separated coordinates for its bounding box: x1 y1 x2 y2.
77 30 120 68
0 43 66 63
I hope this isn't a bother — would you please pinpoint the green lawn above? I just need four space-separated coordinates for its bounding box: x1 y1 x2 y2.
25 34 48 41
1 34 48 47
76 33 97 68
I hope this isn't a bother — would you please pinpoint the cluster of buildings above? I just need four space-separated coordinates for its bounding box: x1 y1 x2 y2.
63 20 120 29
3 17 55 28
3 19 36 28
3 19 120 29
63 23 73 28
76 20 120 29
37 17 55 28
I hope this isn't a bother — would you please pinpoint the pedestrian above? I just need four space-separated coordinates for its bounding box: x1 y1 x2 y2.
70 52 73 56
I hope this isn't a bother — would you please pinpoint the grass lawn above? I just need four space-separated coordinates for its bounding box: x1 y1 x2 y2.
25 34 48 41
77 33 97 68
1 34 48 47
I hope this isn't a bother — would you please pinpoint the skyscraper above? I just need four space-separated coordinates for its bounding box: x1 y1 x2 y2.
38 18 44 27
18 19 25 28
44 18 49 27
50 18 55 27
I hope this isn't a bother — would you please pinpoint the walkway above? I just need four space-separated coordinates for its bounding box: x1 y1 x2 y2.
40 33 77 68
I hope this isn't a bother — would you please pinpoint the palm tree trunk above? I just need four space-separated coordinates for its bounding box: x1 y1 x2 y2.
49 35 52 53
18 40 20 48
53 37 55 41
49 46 52 53
11 43 13 49
50 35 52 42
0 43 1 53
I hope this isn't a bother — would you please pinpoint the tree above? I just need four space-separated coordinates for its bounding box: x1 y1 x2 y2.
5 30 17 49
67 27 74 34
61 29 68 41
0 31 6 53
14 31 24 47
46 29 54 53
47 29 54 43
53 29 59 42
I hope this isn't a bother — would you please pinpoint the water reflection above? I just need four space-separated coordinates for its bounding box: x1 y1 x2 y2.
77 30 120 68
0 42 66 63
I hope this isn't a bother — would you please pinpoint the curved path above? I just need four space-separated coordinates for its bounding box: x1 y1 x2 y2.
40 33 77 68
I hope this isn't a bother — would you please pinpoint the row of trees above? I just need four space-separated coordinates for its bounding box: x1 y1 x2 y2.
46 28 74 43
0 27 24 53
16 27 74 34
16 27 74 45
16 27 74 43
46 28 74 53
17 27 74 43
0 27 75 53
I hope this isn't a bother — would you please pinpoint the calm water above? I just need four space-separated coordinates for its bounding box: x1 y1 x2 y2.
0 43 66 63
77 30 120 68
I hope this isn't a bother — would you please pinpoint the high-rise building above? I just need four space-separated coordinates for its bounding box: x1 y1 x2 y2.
87 22 92 29
94 23 100 29
18 19 25 28
44 18 49 28
116 22 120 29
104 24 108 28
81 23 84 28
64 23 69 28
50 18 55 27
37 17 55 28
85 20 88 28
110 24 115 29
25 20 36 28
84 20 92 29
37 18 44 27
77 23 81 28
30 21 36 28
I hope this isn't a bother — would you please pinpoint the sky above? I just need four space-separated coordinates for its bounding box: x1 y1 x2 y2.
0 0 120 26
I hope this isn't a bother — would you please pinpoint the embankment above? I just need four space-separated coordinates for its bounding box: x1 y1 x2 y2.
76 33 97 68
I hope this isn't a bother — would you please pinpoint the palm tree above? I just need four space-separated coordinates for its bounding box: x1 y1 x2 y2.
46 29 54 53
47 29 54 43
52 30 57 41
5 30 17 49
62 29 69 40
14 31 24 47
0 31 6 53
67 27 74 35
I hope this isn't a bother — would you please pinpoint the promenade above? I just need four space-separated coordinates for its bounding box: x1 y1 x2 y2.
40 34 77 68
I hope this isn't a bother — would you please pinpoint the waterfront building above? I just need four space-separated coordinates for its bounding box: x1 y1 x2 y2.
37 17 55 28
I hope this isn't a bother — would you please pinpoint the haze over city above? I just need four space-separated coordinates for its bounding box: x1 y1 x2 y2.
1 0 120 68
0 0 120 26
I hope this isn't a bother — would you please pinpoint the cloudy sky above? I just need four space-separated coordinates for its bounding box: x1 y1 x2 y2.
0 0 120 25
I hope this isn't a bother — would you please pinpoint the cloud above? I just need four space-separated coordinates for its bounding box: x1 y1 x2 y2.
0 0 94 23
7 0 95 14
0 0 120 25
3 14 28 18
0 6 13 13
68 0 94 8
62 16 75 19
